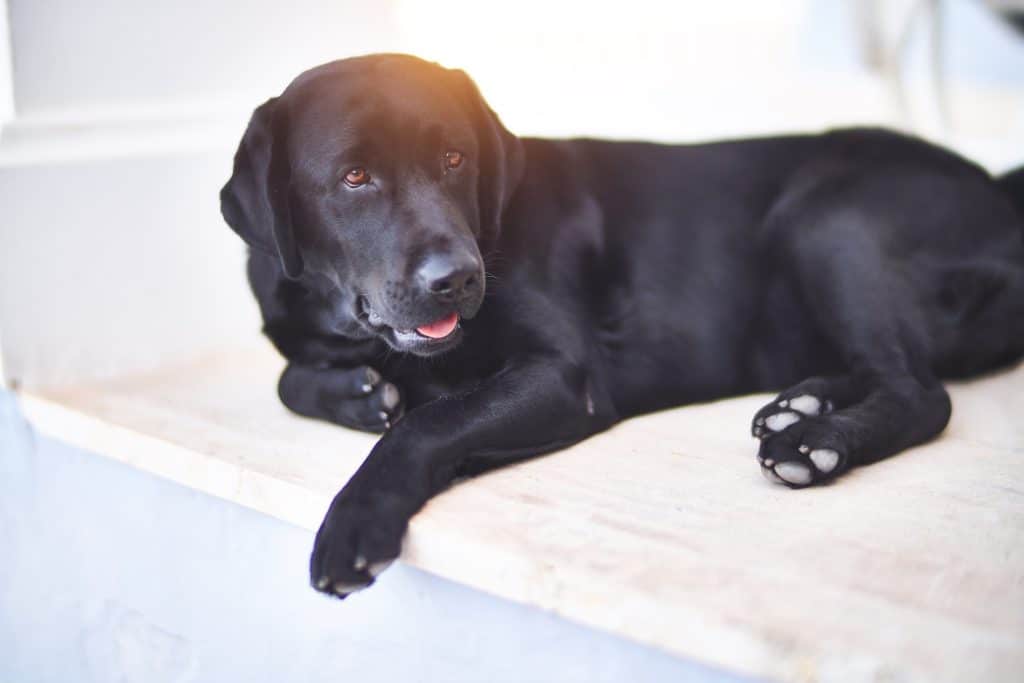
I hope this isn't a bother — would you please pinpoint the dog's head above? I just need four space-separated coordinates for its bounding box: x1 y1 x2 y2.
220 54 523 356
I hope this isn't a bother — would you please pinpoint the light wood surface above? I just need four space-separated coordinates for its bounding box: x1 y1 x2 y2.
19 343 1024 682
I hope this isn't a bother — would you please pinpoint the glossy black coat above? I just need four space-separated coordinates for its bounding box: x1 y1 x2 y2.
221 55 1024 598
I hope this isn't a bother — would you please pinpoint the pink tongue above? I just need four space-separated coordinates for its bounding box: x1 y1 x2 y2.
416 312 459 339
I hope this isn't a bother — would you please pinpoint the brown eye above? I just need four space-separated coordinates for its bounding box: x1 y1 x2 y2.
444 150 464 170
344 167 370 187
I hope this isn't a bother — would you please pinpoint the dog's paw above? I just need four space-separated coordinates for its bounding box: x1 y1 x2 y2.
327 366 404 433
755 416 847 488
751 391 833 440
309 492 408 599
280 364 404 433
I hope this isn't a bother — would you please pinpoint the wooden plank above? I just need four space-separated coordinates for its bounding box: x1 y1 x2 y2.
19 343 1024 682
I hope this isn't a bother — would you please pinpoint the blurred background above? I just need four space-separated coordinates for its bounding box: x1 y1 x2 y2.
1 0 1023 389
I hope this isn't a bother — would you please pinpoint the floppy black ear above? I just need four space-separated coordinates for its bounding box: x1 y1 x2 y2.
219 98 304 278
450 70 525 243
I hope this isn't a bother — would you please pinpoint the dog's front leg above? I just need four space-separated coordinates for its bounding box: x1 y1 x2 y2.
309 354 609 597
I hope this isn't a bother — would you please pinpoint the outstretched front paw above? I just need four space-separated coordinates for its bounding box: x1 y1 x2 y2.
309 491 409 599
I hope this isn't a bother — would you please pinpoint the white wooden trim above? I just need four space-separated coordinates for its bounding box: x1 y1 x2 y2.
0 108 245 167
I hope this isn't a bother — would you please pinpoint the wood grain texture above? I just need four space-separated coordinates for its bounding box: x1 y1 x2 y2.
19 343 1024 682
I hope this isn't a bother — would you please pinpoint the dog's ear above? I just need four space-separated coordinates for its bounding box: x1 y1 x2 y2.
450 70 525 243
220 97 304 279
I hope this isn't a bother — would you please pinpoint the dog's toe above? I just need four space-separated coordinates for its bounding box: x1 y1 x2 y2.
751 390 830 439
808 448 840 473
756 418 849 488
774 461 813 485
765 411 801 432
761 465 785 485
788 394 821 415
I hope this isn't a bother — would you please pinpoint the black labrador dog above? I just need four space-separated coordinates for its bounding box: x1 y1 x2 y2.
221 54 1024 598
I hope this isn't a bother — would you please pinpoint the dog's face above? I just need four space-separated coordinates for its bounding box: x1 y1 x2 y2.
221 55 523 356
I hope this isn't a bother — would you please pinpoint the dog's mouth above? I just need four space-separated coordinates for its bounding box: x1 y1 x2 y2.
357 297 462 354
413 311 460 339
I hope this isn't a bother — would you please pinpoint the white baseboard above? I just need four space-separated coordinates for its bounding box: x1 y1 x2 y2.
0 102 253 167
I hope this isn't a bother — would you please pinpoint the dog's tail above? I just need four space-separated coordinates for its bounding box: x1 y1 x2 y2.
999 164 1024 239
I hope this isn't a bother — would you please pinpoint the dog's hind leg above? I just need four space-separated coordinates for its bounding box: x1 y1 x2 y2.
751 212 952 488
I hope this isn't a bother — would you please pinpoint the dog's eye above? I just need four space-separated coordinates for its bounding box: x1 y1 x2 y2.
443 150 464 170
344 167 370 187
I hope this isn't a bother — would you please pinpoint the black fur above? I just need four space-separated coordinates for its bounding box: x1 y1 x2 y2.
220 54 1024 598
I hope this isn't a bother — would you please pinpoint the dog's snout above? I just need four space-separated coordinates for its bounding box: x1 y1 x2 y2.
416 252 481 301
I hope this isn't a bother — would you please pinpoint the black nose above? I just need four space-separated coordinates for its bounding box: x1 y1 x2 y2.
416 252 481 301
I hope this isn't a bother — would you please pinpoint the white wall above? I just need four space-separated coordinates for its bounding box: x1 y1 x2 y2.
6 0 402 117
0 0 12 386
0 0 407 388
0 0 12 123
0 153 261 388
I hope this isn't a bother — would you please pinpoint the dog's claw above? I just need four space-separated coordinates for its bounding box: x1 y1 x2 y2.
368 560 393 578
332 581 368 596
